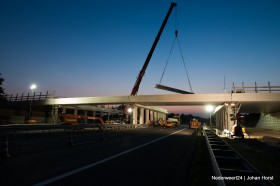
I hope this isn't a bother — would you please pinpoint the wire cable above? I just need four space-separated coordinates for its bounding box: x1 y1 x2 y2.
159 35 176 84
176 33 193 93
158 30 193 93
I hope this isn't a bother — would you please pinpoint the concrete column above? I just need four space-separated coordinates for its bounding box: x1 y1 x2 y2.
154 112 158 122
150 111 154 121
84 110 88 124
62 107 66 114
74 109 78 115
93 111 96 117
107 112 110 121
145 109 150 124
163 113 166 120
133 106 138 124
140 107 144 124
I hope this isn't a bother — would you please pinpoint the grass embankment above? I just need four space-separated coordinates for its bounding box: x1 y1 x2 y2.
224 138 280 186
189 128 216 186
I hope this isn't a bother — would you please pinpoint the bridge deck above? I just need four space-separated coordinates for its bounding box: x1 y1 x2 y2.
41 93 280 113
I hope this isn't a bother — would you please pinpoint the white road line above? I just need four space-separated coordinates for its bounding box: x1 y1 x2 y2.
33 128 186 186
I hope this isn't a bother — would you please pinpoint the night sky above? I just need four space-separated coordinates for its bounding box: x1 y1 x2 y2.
1 0 280 115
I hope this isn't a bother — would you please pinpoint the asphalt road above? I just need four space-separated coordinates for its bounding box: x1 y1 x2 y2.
0 126 195 186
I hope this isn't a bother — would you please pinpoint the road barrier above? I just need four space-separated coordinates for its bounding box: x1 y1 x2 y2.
0 124 150 158
204 127 275 186
0 124 147 141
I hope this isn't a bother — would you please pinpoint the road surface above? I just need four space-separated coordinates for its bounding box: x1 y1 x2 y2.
0 126 195 186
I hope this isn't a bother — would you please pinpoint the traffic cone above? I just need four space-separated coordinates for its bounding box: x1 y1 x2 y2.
1 136 11 158
68 132 74 146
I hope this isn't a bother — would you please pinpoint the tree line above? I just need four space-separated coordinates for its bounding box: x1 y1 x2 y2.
0 73 6 101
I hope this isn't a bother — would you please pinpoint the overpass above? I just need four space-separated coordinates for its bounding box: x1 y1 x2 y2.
41 92 280 131
42 92 280 113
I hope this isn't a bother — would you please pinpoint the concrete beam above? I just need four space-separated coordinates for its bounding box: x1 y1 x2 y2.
41 93 280 113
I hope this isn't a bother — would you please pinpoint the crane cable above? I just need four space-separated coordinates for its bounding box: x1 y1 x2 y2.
159 34 176 85
159 30 193 93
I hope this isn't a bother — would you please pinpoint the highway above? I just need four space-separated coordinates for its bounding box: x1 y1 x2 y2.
0 126 195 186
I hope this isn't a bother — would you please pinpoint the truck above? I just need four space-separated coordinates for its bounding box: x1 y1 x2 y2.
189 118 201 129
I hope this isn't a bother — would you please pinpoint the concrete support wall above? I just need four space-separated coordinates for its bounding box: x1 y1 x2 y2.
154 112 158 122
145 109 149 124
257 112 280 130
150 111 154 121
133 106 138 124
140 108 144 124
215 105 235 132
215 105 280 131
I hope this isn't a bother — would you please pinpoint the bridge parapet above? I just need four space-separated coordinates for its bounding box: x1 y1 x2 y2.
232 81 280 93
4 91 54 102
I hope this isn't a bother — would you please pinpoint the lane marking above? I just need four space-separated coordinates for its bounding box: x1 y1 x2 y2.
33 128 186 186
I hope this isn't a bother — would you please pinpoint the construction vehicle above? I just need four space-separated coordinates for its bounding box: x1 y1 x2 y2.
59 114 105 125
130 2 177 96
165 119 179 127
230 113 247 138
26 119 37 124
189 118 201 129
230 124 247 138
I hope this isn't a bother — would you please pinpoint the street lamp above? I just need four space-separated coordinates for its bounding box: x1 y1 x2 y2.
30 84 37 91
29 84 37 120
205 105 214 126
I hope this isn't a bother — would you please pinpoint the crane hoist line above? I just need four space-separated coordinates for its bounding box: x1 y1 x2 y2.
156 29 194 94
130 2 177 96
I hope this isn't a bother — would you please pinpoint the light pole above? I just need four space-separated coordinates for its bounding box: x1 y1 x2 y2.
205 105 214 126
29 84 37 120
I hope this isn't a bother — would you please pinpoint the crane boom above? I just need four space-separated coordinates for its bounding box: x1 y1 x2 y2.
130 2 177 96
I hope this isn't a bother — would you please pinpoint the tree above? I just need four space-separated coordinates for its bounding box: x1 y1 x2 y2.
0 73 7 101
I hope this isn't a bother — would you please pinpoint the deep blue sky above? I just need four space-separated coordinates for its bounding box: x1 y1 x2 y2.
1 0 280 115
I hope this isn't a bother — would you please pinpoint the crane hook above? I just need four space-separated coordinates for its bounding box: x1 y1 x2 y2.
175 30 178 37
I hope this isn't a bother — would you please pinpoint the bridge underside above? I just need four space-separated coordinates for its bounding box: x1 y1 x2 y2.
41 93 280 113
39 93 280 129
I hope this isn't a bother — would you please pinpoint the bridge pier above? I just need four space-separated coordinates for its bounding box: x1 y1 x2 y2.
215 103 280 134
215 102 241 135
129 104 167 125
145 109 150 124
140 108 144 124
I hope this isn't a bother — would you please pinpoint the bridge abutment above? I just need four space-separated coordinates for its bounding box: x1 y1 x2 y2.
257 112 280 130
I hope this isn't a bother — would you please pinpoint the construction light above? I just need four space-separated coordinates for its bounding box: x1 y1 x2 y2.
127 108 133 113
205 105 214 112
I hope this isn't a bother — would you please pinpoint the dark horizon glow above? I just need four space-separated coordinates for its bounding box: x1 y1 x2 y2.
1 0 280 115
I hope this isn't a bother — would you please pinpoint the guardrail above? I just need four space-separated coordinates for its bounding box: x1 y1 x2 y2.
0 124 146 138
0 124 150 158
204 127 275 186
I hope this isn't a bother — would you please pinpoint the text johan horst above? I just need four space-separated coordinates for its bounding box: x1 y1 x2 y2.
212 176 274 181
